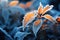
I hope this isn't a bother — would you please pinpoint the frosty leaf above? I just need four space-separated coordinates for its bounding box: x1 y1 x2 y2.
43 14 55 23
23 10 37 27
33 19 43 36
37 2 53 15
9 1 19 6
42 5 53 15
23 12 34 27
38 2 43 14
14 32 30 40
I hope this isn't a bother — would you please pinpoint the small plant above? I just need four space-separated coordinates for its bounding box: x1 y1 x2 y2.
22 2 56 36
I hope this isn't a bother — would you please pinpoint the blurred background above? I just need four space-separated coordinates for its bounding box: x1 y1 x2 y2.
0 0 60 40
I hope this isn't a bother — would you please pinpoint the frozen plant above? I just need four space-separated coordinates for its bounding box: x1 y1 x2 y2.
22 2 56 36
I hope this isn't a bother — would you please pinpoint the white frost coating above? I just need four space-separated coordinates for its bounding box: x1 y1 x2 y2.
38 2 43 12
33 10 38 16
46 5 53 12
38 2 43 9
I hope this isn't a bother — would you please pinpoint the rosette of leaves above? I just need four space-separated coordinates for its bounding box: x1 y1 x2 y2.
22 2 56 36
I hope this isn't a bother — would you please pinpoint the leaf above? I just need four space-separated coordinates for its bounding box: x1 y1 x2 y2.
14 32 30 40
9 1 19 6
38 2 43 14
22 10 38 29
42 5 53 15
32 19 43 36
43 14 56 23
